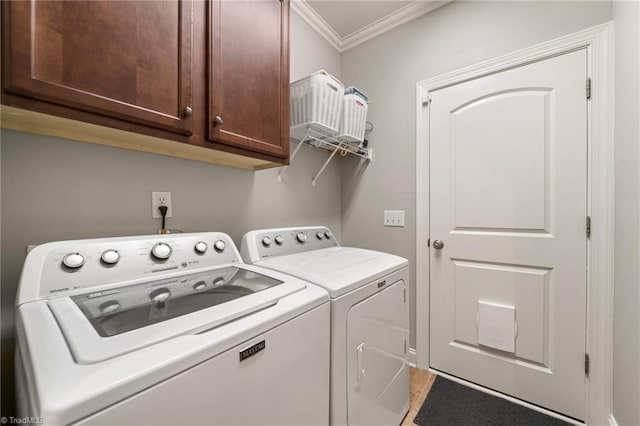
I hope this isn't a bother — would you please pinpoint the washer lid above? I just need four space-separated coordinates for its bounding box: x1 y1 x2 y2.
256 247 408 298
47 265 305 363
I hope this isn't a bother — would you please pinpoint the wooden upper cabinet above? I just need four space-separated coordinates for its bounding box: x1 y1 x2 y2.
208 0 290 159
2 0 193 135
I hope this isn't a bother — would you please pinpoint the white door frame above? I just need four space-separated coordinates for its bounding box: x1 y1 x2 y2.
415 22 614 425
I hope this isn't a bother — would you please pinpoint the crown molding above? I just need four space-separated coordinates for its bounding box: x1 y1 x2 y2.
292 0 451 53
291 1 342 52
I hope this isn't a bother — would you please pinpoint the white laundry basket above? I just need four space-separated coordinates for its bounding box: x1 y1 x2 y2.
337 90 368 144
290 70 344 140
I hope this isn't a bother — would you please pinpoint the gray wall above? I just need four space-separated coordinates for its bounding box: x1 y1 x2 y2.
290 11 341 81
339 1 612 348
0 13 342 415
612 1 640 425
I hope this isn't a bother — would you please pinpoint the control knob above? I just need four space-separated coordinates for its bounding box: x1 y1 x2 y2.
194 241 208 254
324 230 332 239
262 236 272 247
151 242 172 260
101 249 120 265
316 232 324 240
193 281 207 291
296 232 308 243
62 253 86 269
274 235 284 245
214 240 226 252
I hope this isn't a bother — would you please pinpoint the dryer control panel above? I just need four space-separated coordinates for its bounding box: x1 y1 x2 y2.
240 226 339 262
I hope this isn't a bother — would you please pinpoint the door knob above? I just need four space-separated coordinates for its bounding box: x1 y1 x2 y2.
183 106 193 117
214 116 223 126
432 239 444 250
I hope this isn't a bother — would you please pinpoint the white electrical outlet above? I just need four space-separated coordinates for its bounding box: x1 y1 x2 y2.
383 210 405 227
151 191 173 218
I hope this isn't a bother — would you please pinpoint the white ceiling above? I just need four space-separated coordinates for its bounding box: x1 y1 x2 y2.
293 0 450 52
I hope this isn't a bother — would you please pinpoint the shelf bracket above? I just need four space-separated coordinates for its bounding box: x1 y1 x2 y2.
312 142 343 187
277 128 310 182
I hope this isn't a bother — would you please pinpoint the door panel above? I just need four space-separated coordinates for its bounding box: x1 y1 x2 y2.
452 89 552 231
429 49 587 419
208 0 290 158
347 280 408 425
3 1 193 135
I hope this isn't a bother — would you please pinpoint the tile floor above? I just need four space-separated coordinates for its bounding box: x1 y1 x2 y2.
401 367 437 426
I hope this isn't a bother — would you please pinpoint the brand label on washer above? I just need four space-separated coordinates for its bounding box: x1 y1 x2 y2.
239 340 266 362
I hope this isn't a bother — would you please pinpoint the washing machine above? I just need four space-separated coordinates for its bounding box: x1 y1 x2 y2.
15 232 330 425
241 226 410 426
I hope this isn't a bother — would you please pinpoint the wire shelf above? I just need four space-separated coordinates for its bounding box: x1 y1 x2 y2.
279 125 373 186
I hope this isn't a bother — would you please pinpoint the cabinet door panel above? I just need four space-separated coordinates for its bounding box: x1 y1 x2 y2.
209 0 289 158
3 0 193 135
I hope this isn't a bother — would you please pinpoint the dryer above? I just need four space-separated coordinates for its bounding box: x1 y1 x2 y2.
15 232 330 425
241 226 410 426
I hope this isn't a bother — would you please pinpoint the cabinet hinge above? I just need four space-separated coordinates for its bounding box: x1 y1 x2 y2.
586 216 591 238
404 288 406 304
586 78 592 100
404 340 407 355
585 353 590 376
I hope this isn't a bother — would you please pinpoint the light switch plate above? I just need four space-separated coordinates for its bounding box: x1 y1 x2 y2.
383 210 405 227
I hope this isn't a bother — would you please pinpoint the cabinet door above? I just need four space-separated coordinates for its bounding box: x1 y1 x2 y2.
2 1 193 135
209 0 290 159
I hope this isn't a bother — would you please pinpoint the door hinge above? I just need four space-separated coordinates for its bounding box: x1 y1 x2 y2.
585 353 590 376
404 288 407 303
404 340 407 355
586 216 591 238
586 77 592 100
427 238 430 248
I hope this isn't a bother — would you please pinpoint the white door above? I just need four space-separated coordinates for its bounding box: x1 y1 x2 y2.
429 49 588 420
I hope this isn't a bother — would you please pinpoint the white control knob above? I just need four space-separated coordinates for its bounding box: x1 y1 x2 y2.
214 240 226 252
100 301 121 314
193 281 206 291
316 232 324 240
151 242 172 260
62 253 86 269
275 235 284 245
262 236 272 247
296 232 308 243
194 241 208 254
324 230 332 239
150 288 171 305
101 249 120 265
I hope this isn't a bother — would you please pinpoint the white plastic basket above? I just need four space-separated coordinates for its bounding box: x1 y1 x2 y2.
337 93 368 143
290 70 344 140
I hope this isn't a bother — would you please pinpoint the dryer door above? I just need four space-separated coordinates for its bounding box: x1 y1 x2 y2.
346 278 409 425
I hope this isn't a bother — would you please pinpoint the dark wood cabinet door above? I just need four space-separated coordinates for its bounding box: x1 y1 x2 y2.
208 0 290 159
2 0 193 135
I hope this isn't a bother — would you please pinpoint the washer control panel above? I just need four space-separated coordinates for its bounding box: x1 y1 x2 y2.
241 226 338 262
26 233 240 300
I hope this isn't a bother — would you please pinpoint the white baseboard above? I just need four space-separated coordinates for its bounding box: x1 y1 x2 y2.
608 414 618 426
408 347 417 367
